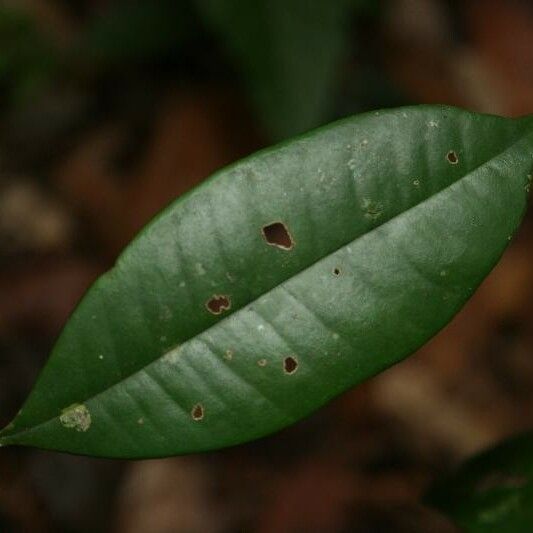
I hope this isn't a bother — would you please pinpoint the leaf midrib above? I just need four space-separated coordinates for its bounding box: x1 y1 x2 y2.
2 124 532 445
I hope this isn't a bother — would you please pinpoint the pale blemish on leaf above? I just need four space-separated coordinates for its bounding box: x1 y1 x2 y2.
257 358 268 367
224 349 234 361
137 418 144 425
347 158 357 171
163 346 181 364
195 263 206 276
59 403 91 432
159 305 172 322
428 120 439 128
361 198 383 220
413 179 420 187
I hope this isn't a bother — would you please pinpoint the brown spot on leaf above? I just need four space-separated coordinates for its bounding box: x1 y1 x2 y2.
191 403 204 421
206 294 231 315
333 268 341 276
446 150 459 164
284 356 298 374
262 222 294 250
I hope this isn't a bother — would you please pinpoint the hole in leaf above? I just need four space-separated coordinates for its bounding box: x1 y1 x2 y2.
191 403 204 421
206 295 231 315
262 222 294 250
333 267 341 276
284 356 298 374
446 150 459 164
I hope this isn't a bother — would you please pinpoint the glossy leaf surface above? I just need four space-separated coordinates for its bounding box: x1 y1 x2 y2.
0 106 532 458
427 432 533 532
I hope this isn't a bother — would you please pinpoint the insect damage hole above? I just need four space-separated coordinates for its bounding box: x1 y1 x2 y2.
191 403 204 421
262 222 294 250
283 356 298 375
446 150 459 164
333 267 341 276
206 294 231 315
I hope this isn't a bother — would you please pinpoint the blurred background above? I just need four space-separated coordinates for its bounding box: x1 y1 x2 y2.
0 0 532 531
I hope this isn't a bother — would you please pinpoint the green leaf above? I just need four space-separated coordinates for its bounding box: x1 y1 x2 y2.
0 105 532 458
195 0 356 140
426 432 533 532
78 0 193 68
0 7 59 104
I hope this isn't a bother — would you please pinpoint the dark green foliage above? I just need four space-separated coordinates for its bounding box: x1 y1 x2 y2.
427 432 533 532
0 106 531 458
